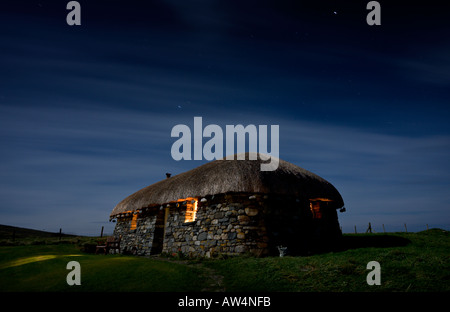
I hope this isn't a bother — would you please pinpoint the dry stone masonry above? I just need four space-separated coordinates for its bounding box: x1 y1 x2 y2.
113 192 341 257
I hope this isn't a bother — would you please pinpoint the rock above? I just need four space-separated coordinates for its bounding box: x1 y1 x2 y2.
214 212 225 219
197 232 207 241
235 245 246 253
238 215 250 224
245 207 258 216
243 226 259 230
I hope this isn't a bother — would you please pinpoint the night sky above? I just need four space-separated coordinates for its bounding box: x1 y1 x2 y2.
1 0 449 235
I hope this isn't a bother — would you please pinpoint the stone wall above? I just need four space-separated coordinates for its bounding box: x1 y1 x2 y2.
162 193 269 257
112 192 342 257
113 211 158 256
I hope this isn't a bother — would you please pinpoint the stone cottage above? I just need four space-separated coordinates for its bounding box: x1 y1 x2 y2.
110 153 345 257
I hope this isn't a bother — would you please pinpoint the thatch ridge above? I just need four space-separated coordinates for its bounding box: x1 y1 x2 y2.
110 153 344 216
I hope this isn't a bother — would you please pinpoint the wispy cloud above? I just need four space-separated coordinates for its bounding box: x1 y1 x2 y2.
276 120 450 232
395 44 450 87
0 1 449 235
1 104 449 234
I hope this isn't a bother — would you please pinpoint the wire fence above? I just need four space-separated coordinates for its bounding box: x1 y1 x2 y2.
341 223 442 234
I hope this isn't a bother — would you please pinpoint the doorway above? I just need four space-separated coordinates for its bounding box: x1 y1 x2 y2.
150 207 168 255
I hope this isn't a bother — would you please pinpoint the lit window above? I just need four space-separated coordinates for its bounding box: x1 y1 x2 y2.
130 213 138 230
182 197 198 222
309 198 333 219
310 202 322 219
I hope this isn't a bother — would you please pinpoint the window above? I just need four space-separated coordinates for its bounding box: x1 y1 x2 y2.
130 213 138 230
182 197 198 223
310 202 322 219
309 198 333 219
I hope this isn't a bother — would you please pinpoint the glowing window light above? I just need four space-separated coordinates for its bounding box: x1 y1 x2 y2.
180 197 198 223
130 213 138 230
309 198 333 219
310 202 322 219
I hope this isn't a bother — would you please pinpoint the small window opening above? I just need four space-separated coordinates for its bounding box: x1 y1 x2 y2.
181 197 198 223
309 198 333 219
130 213 138 230
310 202 322 219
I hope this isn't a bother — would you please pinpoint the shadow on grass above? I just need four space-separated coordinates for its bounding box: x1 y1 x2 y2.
285 234 412 256
336 235 411 251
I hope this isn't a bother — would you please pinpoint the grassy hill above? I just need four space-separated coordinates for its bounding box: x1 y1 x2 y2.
0 225 448 292
205 229 449 292
0 224 77 244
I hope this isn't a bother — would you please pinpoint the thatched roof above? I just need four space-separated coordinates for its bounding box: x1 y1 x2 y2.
110 153 344 216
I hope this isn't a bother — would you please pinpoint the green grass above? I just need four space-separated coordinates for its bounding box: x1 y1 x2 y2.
0 244 206 292
204 229 450 292
0 228 448 292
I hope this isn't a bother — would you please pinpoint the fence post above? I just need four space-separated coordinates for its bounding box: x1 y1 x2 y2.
354 225 357 234
404 223 408 233
100 226 104 238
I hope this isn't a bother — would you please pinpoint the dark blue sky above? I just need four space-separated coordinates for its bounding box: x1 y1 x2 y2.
1 0 449 235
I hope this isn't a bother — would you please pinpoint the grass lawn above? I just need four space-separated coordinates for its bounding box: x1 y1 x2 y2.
0 244 206 292
0 228 448 292
204 229 450 292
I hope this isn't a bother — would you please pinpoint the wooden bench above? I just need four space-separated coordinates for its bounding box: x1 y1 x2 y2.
106 236 121 254
95 239 107 254
95 236 121 254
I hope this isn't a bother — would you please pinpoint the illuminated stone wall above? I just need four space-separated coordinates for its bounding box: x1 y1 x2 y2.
113 193 341 257
162 193 269 257
113 212 158 256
